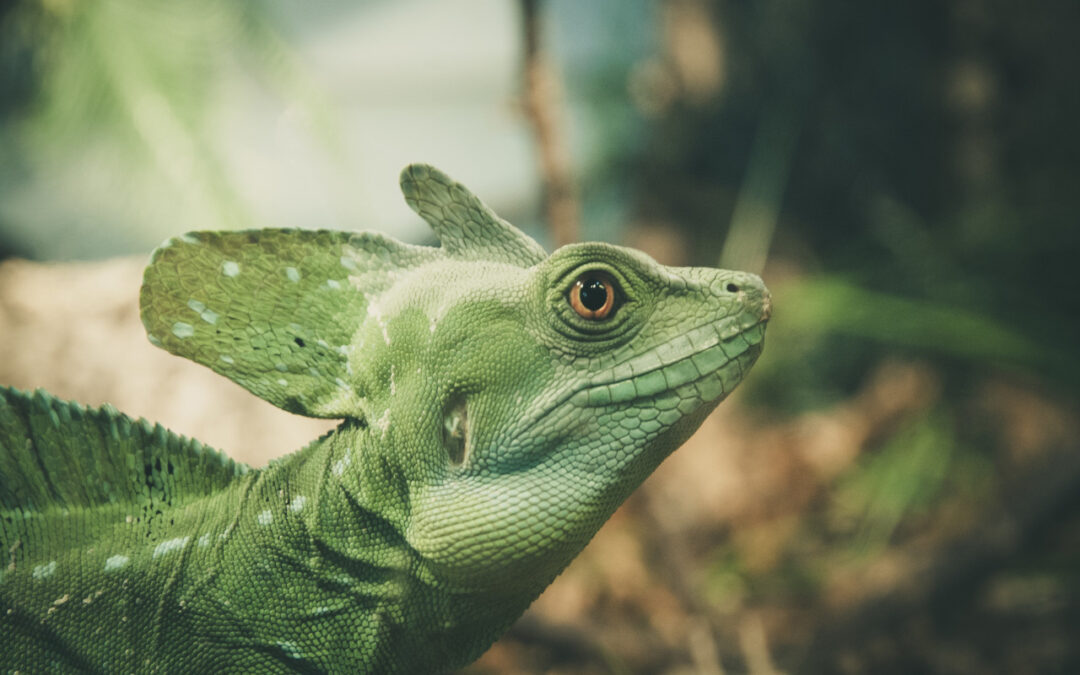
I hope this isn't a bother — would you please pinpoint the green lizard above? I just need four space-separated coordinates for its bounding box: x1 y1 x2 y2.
0 164 770 673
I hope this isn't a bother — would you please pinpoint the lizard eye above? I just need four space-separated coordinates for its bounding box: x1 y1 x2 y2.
569 273 617 320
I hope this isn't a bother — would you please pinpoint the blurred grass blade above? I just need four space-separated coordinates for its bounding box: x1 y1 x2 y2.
778 276 1079 388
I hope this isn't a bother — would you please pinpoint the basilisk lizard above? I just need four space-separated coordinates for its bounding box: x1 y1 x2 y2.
0 164 769 673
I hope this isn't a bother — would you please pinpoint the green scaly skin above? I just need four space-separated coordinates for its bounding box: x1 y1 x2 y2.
0 164 770 673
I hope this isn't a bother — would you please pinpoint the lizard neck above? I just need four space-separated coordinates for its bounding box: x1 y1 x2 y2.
187 420 536 672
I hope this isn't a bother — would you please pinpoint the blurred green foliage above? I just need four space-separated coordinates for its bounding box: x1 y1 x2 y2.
2 1 1078 670
633 0 1080 409
0 0 335 257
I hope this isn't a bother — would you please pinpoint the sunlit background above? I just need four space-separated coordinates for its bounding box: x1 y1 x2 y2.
2 0 1078 672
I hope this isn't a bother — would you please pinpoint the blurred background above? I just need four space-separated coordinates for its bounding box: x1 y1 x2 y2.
2 0 1079 672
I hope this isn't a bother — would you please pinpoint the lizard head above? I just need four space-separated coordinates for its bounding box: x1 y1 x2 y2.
400 237 769 592
140 164 769 594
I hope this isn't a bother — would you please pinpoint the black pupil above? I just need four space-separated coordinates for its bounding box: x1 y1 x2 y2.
579 278 608 312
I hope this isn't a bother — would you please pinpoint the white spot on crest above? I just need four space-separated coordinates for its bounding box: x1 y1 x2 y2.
104 555 129 571
289 496 307 513
32 561 57 579
220 355 235 364
147 334 162 346
188 299 219 324
285 267 301 282
257 510 273 526
172 322 194 339
153 537 190 559
180 233 200 245
222 261 240 277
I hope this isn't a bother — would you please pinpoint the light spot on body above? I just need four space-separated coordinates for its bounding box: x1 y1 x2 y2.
222 261 240 277
289 496 307 513
220 355 235 364
376 409 391 438
258 510 273 526
325 279 341 290
172 322 195 339
275 363 288 372
277 641 303 659
332 451 352 477
198 534 211 547
277 378 288 387
153 537 190 559
340 256 358 271
180 234 201 245
367 303 391 345
285 267 301 282
104 555 129 571
32 561 57 580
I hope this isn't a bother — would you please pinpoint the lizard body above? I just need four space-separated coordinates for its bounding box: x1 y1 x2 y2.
0 164 769 672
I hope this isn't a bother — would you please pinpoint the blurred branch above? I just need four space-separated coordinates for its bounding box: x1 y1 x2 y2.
521 0 579 247
719 100 800 274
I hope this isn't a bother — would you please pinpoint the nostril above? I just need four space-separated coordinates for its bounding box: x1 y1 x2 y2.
726 282 740 293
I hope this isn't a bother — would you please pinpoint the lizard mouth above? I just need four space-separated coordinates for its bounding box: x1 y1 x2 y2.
497 306 768 451
577 314 766 409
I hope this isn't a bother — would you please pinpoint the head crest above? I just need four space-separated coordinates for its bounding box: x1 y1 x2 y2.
140 164 546 419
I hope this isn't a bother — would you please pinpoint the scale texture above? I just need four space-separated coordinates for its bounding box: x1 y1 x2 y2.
0 164 769 673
